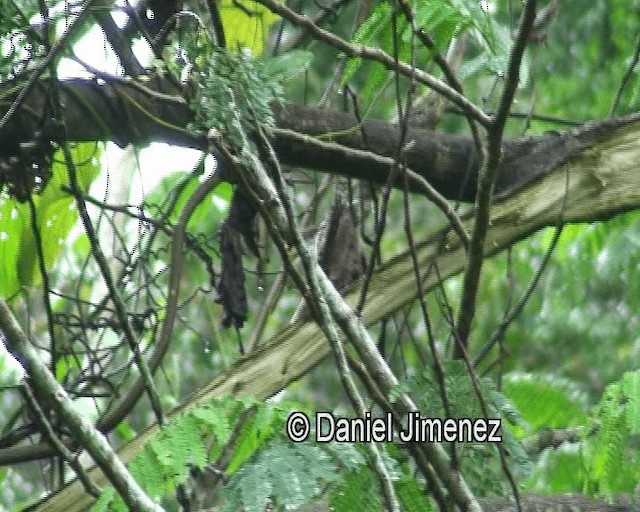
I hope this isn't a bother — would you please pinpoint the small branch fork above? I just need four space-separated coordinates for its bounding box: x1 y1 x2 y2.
454 0 538 359
254 0 491 127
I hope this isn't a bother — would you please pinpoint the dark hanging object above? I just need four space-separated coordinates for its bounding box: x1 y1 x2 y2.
216 187 259 334
319 199 364 292
217 221 248 330
0 129 54 202
290 198 364 324
226 187 260 258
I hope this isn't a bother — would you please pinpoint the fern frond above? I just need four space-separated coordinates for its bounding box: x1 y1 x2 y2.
223 437 360 511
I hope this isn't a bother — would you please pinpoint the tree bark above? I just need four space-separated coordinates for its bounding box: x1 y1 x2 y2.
2 75 638 201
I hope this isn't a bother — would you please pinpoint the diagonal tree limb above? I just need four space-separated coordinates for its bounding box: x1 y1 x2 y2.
93 10 145 76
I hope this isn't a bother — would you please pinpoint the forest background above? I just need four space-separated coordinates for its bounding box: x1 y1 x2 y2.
1 0 640 511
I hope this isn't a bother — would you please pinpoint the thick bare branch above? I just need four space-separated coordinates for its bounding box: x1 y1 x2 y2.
1 77 636 202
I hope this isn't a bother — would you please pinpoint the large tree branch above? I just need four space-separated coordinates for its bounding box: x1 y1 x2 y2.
1 76 637 201
24 108 640 510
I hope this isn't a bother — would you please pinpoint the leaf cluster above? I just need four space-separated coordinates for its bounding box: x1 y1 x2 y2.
582 371 640 495
506 371 640 498
192 48 311 150
339 0 511 113
391 360 531 496
91 396 364 511
0 143 100 298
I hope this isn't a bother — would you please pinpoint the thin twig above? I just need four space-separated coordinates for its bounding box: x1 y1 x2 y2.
610 34 640 116
0 299 161 512
98 171 222 430
26 196 58 378
474 162 570 368
401 161 459 469
253 0 491 126
65 141 166 425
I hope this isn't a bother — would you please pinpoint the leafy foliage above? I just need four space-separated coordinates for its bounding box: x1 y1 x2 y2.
502 373 589 434
328 457 435 512
329 465 383 512
341 0 508 109
582 370 640 495
394 476 434 512
3 0 640 510
390 360 531 496
91 396 366 511
521 370 640 497
193 48 312 149
223 438 359 512
0 143 100 298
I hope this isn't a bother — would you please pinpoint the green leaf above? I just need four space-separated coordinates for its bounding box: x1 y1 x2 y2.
0 199 24 297
114 420 136 443
329 466 381 512
292 441 339 483
128 446 170 499
219 0 279 56
395 477 433 512
265 441 319 508
194 48 286 149
0 143 100 296
149 413 207 484
342 2 393 85
89 486 117 512
580 371 640 495
622 371 640 433
524 445 584 493
324 437 365 471
502 373 588 432
144 168 229 227
192 402 232 442
223 436 359 511
226 405 276 474
411 0 473 47
258 50 314 83
228 462 272 512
